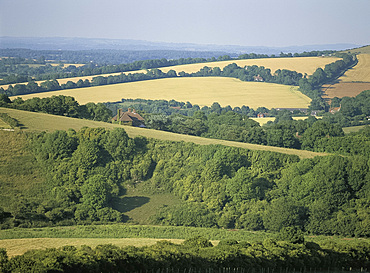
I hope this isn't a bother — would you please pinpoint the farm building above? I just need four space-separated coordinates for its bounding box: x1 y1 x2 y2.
112 108 145 127
257 113 265 118
254 75 264 82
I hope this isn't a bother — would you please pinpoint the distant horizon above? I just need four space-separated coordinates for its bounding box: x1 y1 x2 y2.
0 35 366 49
1 0 369 48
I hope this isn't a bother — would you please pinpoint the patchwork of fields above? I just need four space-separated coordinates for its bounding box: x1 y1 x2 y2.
323 54 370 99
1 56 339 90
13 77 311 109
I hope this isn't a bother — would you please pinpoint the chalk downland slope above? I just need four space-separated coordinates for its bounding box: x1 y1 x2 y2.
0 107 326 159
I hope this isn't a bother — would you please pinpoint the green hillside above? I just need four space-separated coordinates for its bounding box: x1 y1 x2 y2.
0 107 326 159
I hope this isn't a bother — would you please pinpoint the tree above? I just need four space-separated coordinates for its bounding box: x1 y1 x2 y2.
263 197 307 231
80 175 112 209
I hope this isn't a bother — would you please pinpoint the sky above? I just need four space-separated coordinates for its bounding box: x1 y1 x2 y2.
0 0 369 47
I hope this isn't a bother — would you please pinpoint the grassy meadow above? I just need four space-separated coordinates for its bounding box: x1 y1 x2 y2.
13 77 312 109
342 125 367 134
0 107 326 159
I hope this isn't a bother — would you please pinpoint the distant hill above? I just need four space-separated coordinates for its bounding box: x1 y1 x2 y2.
341 45 370 54
0 36 361 55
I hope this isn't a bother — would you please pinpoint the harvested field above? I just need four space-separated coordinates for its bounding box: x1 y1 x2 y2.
339 54 370 82
322 54 370 99
322 82 370 99
1 56 338 90
160 56 340 75
12 77 311 109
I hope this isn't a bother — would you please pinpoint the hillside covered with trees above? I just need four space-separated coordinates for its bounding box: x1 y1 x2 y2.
0 125 368 238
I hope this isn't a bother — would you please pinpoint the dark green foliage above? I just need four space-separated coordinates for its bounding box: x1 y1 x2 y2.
0 113 19 128
2 238 369 272
182 236 213 248
1 94 113 122
278 226 305 244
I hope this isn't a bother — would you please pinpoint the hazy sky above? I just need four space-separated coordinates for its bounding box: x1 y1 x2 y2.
1 0 369 47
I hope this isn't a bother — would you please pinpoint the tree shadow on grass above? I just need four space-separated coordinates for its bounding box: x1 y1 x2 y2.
112 196 150 213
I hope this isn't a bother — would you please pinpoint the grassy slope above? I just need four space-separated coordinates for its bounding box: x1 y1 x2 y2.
1 56 339 90
0 107 327 159
0 131 45 209
343 125 367 134
12 77 312 109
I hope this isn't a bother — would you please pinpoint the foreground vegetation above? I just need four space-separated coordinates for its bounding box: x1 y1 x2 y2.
1 235 369 272
0 125 368 237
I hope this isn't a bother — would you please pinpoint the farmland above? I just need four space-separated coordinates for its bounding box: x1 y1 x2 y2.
12 77 311 109
322 82 370 99
251 116 313 125
160 56 339 75
322 54 370 99
339 54 370 82
0 107 326 159
1 56 339 90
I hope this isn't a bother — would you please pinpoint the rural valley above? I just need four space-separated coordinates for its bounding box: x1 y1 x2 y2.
0 0 370 271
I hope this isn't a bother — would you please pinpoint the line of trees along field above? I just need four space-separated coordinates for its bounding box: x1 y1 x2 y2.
0 48 337 84
1 89 369 154
1 53 355 113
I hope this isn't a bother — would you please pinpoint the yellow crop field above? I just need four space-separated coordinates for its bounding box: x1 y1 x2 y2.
0 70 146 90
0 107 327 159
13 77 311 109
339 54 370 82
251 116 316 125
1 56 338 90
322 54 370 99
161 56 340 75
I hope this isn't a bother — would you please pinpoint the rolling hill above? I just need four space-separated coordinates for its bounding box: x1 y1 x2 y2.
11 77 312 109
0 107 326 159
323 50 370 99
1 56 339 90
